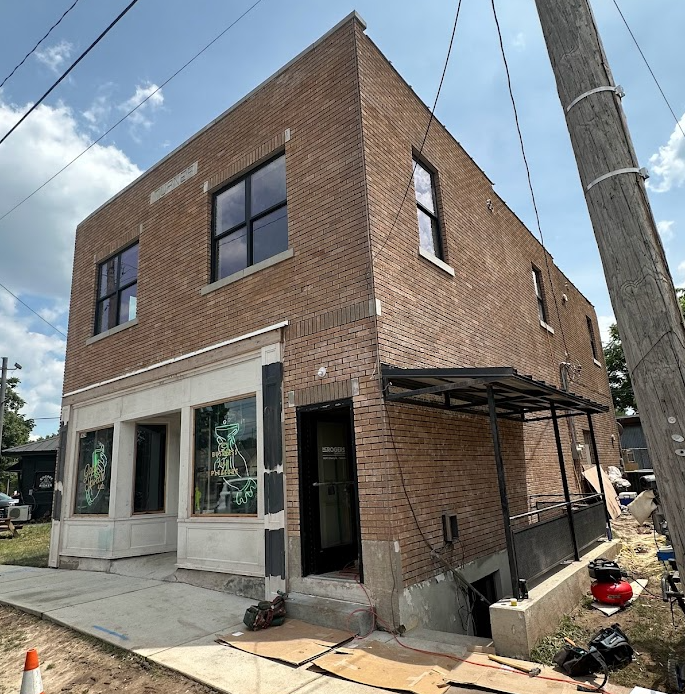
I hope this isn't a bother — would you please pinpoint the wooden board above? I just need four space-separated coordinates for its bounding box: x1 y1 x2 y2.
445 653 610 694
583 467 622 520
216 619 354 665
312 641 454 694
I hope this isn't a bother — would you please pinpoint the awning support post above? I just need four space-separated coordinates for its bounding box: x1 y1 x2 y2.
551 403 579 561
586 413 612 540
487 385 521 599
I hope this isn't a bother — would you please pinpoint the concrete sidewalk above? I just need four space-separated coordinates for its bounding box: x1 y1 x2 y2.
0 564 479 694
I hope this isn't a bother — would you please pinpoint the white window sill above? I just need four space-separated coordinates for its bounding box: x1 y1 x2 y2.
418 247 455 276
593 358 603 367
200 247 294 296
86 318 138 345
540 320 555 334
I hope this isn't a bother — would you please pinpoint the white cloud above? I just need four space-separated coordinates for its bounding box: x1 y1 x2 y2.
0 294 66 431
119 83 164 140
648 114 685 193
34 40 73 74
657 220 675 243
512 32 526 51
597 314 615 344
0 97 142 430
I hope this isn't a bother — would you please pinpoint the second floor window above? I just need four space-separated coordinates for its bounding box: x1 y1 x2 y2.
413 158 443 259
586 315 599 360
212 154 288 282
532 265 547 324
96 242 138 335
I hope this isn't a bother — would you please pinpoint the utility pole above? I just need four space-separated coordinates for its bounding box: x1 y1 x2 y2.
534 0 685 572
0 357 8 454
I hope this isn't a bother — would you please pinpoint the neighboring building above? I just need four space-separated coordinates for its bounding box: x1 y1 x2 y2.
52 13 619 637
3 436 59 519
617 414 651 469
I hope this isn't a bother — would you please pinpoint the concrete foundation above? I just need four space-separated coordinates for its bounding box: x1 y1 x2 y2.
400 549 510 634
490 539 621 658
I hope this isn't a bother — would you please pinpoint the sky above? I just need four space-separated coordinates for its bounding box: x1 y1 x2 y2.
0 0 683 438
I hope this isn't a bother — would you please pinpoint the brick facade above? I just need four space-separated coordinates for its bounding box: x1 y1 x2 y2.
61 14 619 621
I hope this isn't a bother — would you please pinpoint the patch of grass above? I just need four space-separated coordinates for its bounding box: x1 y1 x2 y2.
531 615 594 664
0 522 51 567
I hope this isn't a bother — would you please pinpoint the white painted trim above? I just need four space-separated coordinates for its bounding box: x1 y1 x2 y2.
200 248 293 295
63 321 288 397
86 318 138 345
540 320 555 335
418 247 455 276
593 358 603 367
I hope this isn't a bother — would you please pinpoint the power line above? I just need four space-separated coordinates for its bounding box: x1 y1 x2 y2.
489 0 570 360
0 0 141 148
0 0 266 227
0 0 83 90
0 280 67 338
611 0 685 140
372 0 463 261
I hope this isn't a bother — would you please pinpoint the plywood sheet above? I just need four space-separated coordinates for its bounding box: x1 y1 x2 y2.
312 641 453 694
216 619 353 665
446 653 598 694
583 467 622 519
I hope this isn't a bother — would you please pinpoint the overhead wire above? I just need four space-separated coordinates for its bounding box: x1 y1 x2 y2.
0 280 67 338
611 0 685 140
372 0 463 262
0 0 266 227
0 0 141 147
0 0 83 90
489 0 570 362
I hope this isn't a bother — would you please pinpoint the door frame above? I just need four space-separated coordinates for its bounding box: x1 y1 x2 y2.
296 398 363 582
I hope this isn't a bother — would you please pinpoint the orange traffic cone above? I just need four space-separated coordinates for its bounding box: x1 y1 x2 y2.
19 649 44 694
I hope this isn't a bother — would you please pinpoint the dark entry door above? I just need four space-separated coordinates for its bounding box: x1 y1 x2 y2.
299 403 360 576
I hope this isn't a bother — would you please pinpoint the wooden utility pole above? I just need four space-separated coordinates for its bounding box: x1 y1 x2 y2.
534 0 685 571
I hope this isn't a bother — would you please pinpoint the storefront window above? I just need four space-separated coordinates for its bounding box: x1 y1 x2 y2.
193 397 258 515
74 428 114 515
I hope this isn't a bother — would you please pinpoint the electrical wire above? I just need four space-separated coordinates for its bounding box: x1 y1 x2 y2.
0 0 83 90
611 0 685 140
0 0 141 147
489 0 570 361
0 280 67 338
347 578 607 692
372 0 463 262
0 0 267 228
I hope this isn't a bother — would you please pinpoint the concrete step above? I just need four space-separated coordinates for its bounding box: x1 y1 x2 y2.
285 592 374 635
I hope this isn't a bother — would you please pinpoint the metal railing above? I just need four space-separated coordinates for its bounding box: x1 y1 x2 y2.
510 493 606 585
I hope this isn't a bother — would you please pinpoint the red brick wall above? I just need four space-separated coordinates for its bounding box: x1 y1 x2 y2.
355 25 619 585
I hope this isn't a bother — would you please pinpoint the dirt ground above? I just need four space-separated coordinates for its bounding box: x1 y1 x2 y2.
532 514 685 692
0 604 220 694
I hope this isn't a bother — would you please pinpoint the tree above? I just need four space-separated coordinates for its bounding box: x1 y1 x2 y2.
1 377 35 461
604 287 684 414
604 324 637 415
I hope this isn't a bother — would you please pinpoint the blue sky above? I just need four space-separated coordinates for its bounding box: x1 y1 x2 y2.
0 0 683 437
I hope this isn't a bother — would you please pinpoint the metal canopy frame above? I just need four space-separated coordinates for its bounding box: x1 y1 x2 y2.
381 365 611 599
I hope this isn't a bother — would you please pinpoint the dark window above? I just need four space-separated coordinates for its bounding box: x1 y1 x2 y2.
193 397 258 516
532 266 547 324
413 158 443 259
212 155 287 282
586 316 599 360
95 242 138 335
134 425 167 514
74 428 113 515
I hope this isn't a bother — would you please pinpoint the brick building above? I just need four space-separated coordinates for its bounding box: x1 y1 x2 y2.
51 13 619 636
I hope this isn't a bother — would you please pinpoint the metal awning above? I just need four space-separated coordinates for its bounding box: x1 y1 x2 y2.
382 364 612 599
382 365 608 420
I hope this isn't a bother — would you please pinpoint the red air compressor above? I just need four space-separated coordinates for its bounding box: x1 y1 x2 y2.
589 558 633 607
